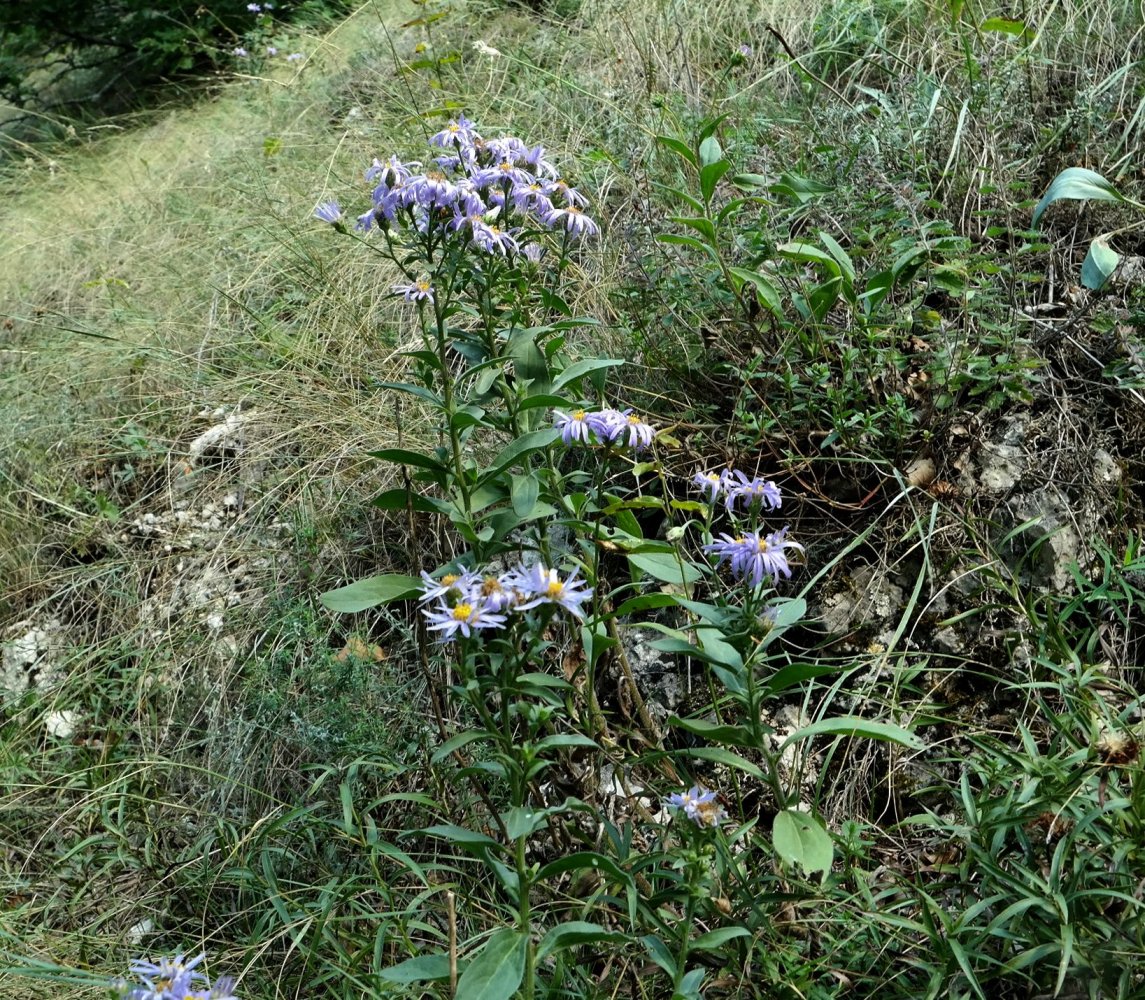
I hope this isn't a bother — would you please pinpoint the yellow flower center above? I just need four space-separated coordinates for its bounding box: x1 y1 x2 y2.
706 473 720 483
481 578 503 596
627 414 641 425
546 580 565 598
757 538 770 553
417 280 431 292
452 603 473 621
568 205 583 215
442 574 459 586
573 409 586 420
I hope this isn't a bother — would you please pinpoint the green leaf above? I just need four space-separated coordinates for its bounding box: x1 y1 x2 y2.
776 241 841 274
510 473 540 517
680 746 765 779
320 574 423 612
552 357 625 393
456 929 527 1000
668 715 758 749
431 729 491 764
731 172 770 188
656 135 698 167
1032 167 1128 227
656 233 719 261
420 823 503 850
536 851 633 886
641 934 678 978
480 427 561 484
377 380 443 405
700 159 732 204
727 266 782 316
769 171 832 204
503 805 550 840
979 16 1032 38
780 717 925 751
690 926 751 952
369 448 450 479
379 953 453 984
537 921 630 961
628 550 704 585
669 215 718 245
772 809 834 876
372 488 450 515
1081 236 1119 290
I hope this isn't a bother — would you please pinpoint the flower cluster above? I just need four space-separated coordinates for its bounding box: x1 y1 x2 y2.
316 116 599 251
552 408 657 451
692 468 781 511
420 562 593 640
703 527 803 587
114 954 237 1000
667 785 725 828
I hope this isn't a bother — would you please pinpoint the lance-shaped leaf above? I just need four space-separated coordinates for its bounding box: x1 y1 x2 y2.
1032 167 1129 227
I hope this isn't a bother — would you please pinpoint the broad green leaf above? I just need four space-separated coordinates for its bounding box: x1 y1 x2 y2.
503 805 550 840
628 550 703 585
1081 236 1119 290
420 823 503 850
700 159 732 204
727 266 782 316
379 953 453 984
690 926 751 952
369 448 449 479
651 181 705 213
371 488 449 515
780 716 925 751
456 929 526 1000
731 172 770 188
552 357 625 393
668 715 758 749
656 135 698 167
655 232 719 261
614 593 681 616
537 921 630 961
480 427 560 484
979 16 1032 38
641 934 678 978
761 661 837 695
777 241 841 274
536 851 633 886
816 231 855 282
769 171 833 204
377 380 443 405
772 809 834 876
698 135 723 168
510 473 539 517
431 729 491 764
320 574 423 612
1032 167 1128 227
669 215 718 244
680 745 765 779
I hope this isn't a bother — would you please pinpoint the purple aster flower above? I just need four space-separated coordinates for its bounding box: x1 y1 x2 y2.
423 598 506 640
410 171 458 209
313 200 342 224
667 785 725 827
522 243 545 264
518 143 558 178
476 573 519 612
704 528 803 587
510 179 554 216
285 52 303 62
365 155 420 186
354 208 376 233
265 45 277 55
543 204 599 238
232 46 248 56
429 116 479 150
693 470 730 502
124 953 208 999
738 43 752 57
724 471 781 511
509 563 594 619
549 178 588 207
418 568 480 604
246 2 261 10
595 409 655 450
553 408 594 445
471 222 520 255
393 277 434 303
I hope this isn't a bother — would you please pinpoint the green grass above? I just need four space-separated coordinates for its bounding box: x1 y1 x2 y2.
3 0 1145 997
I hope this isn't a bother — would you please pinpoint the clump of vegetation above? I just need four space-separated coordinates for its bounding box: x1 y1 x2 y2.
3 0 1145 998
